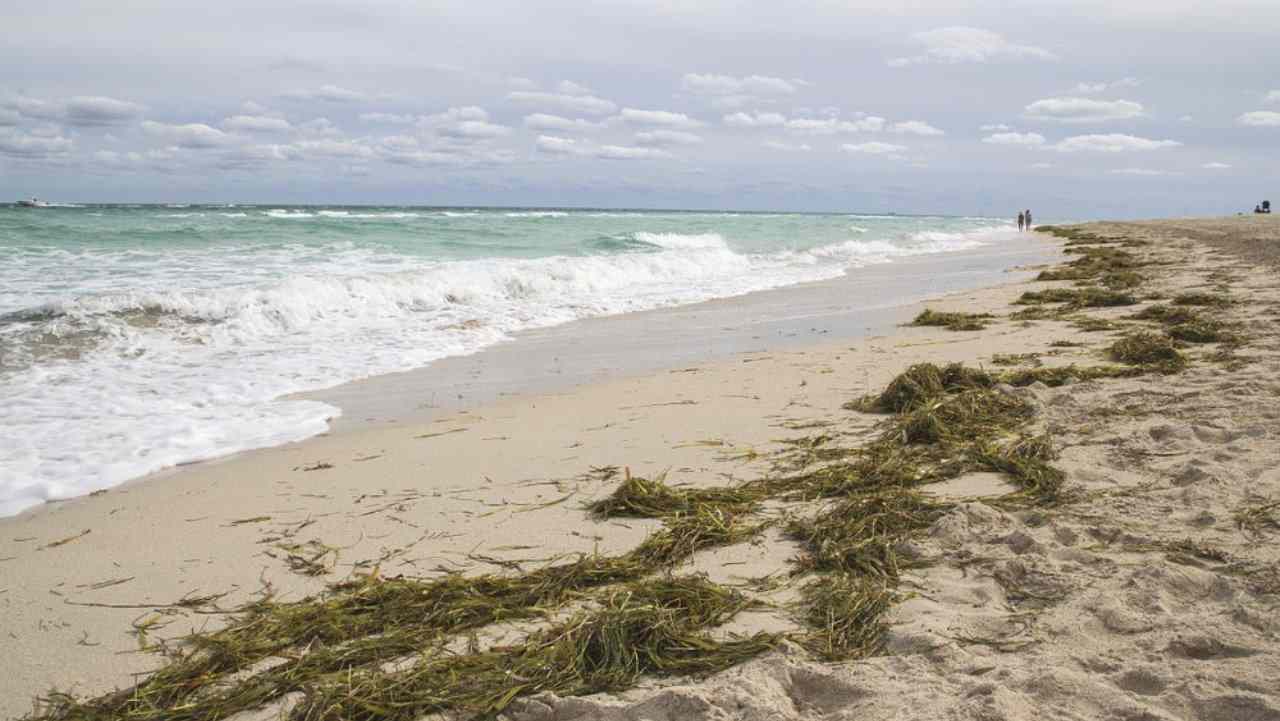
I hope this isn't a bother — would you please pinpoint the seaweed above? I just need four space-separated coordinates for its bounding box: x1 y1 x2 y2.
991 353 1043 367
588 471 759 519
286 576 778 721
1107 331 1187 372
998 364 1139 387
796 575 893 661
844 363 994 414
1166 320 1239 344
1016 288 1138 308
1173 292 1233 307
1234 499 1280 535
787 489 952 577
909 309 995 332
1130 304 1200 325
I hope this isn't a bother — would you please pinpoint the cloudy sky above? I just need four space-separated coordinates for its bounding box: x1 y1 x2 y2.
3 0 1279 217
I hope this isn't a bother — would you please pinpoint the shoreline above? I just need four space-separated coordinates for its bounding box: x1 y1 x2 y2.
5 231 1056 522
5 217 1279 720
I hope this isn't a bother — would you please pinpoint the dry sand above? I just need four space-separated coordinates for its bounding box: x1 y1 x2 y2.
3 216 1279 720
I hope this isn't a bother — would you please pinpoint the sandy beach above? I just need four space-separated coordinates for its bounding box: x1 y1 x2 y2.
4 216 1279 720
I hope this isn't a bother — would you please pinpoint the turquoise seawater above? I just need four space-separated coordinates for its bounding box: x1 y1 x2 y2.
0 205 1016 515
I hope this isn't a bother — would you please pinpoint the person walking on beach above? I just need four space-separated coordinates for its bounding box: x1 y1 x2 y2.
1025 209 1033 230
1017 211 1025 232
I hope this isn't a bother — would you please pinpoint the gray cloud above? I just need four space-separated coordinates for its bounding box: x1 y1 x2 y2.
0 128 74 158
64 96 145 126
2 94 143 126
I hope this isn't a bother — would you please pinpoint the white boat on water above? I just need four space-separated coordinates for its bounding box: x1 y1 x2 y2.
16 197 50 208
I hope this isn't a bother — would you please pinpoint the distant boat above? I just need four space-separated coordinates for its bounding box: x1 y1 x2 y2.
16 197 50 208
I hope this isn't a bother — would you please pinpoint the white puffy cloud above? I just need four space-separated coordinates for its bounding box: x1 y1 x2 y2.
619 108 705 128
681 73 802 96
507 77 537 90
535 134 673 160
980 123 1012 132
1202 162 1232 169
634 130 702 146
785 115 885 134
841 141 907 155
140 120 232 148
1025 97 1144 123
890 120 944 136
221 115 292 132
1050 134 1181 153
723 111 786 128
1031 162 1054 168
557 80 592 95
1237 111 1280 127
359 112 416 124
282 84 367 103
1072 78 1140 95
763 140 811 151
439 120 511 139
982 132 1046 146
507 91 618 116
1263 90 1280 104
0 128 74 158
418 107 510 139
65 96 145 126
889 27 1055 67
522 113 605 132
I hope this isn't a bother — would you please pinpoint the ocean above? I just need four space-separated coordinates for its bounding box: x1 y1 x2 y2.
0 205 1022 516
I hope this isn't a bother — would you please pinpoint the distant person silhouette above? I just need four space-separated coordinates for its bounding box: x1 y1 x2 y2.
1025 209 1033 229
1017 211 1025 231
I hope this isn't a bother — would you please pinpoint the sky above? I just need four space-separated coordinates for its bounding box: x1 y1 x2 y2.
2 0 1279 217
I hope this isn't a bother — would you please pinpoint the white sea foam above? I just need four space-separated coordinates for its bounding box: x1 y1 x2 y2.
317 210 421 219
0 217 1013 516
849 225 869 233
631 232 729 250
504 211 570 218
